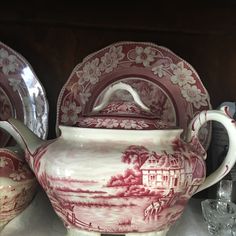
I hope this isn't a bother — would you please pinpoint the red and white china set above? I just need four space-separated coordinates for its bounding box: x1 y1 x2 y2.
1 41 236 236
0 147 37 230
0 41 48 230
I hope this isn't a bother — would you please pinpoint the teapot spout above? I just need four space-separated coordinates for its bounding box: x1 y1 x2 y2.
0 118 46 155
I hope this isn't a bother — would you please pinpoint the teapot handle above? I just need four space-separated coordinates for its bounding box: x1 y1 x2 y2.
186 106 236 193
92 82 150 113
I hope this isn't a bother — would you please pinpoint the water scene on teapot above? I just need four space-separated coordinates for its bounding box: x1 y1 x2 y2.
33 138 206 233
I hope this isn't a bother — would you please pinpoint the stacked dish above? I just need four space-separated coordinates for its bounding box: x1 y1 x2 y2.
3 41 234 236
57 41 211 149
0 41 49 230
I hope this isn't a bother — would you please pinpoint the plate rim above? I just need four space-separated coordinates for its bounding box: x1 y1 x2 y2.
0 40 49 144
56 41 212 149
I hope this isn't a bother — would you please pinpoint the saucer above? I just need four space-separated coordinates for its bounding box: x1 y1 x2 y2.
57 41 211 149
0 41 49 147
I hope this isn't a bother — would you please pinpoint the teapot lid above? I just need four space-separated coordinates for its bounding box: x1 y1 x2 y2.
77 83 177 130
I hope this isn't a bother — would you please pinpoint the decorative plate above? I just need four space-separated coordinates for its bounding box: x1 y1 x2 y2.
0 41 49 147
57 41 211 149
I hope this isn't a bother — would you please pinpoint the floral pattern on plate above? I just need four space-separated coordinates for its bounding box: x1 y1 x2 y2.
0 41 49 147
57 42 211 149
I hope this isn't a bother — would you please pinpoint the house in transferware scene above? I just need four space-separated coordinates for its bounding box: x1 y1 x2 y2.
140 152 195 191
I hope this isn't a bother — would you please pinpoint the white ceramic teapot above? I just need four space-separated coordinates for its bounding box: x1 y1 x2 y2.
1 82 236 236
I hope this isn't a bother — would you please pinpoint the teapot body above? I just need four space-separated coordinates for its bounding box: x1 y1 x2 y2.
0 148 37 230
1 103 236 235
29 126 206 233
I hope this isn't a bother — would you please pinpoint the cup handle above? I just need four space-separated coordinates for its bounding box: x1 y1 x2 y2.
92 82 150 113
186 106 236 193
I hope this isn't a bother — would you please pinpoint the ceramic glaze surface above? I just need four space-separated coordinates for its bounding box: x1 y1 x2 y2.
1 104 236 235
57 41 211 149
31 128 205 233
1 45 236 236
0 148 37 229
0 41 49 147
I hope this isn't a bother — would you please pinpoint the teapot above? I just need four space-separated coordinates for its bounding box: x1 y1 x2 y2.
0 146 37 231
1 82 236 236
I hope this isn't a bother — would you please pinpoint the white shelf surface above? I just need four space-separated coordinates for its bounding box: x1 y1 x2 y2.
1 188 210 236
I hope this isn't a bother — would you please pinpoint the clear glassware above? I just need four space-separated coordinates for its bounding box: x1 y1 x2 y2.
217 179 233 202
201 199 236 235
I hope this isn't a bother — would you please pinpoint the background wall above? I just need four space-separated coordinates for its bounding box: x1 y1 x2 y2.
1 1 236 197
